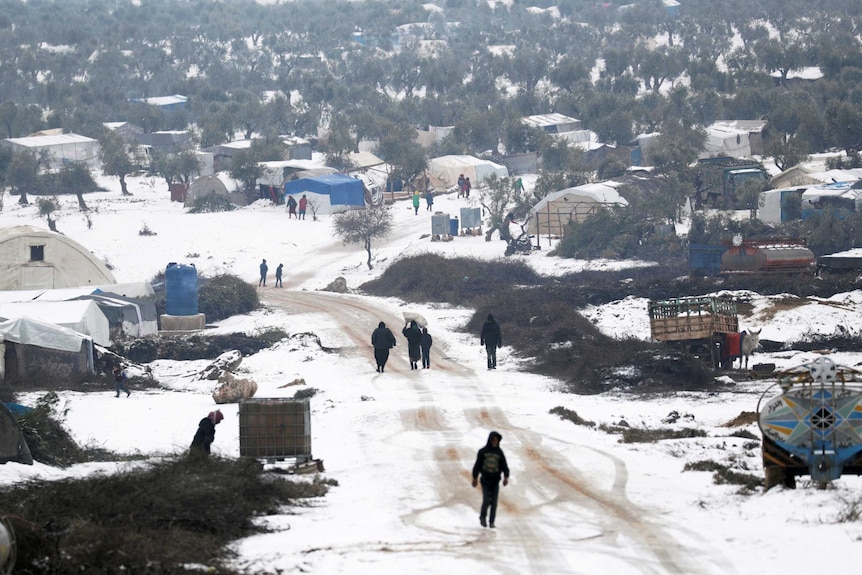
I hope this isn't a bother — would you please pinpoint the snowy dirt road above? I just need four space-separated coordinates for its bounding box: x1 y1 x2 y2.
254 288 726 574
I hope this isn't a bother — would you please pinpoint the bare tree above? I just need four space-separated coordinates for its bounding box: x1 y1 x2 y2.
332 206 393 270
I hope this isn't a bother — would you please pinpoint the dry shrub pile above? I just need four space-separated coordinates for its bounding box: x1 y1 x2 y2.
113 328 288 363
0 457 332 574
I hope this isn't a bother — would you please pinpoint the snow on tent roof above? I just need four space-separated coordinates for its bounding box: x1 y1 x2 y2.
0 300 110 346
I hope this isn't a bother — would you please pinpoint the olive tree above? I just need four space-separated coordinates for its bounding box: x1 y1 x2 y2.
333 206 393 270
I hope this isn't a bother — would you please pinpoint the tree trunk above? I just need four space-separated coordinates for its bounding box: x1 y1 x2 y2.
47 216 58 233
17 192 28 205
120 174 132 196
76 192 89 211
365 237 373 270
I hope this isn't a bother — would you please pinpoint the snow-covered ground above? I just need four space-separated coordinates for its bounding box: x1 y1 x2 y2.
2 170 862 574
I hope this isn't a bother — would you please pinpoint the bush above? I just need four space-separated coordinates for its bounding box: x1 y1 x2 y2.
198 273 260 322
549 406 595 427
187 192 235 213
0 457 331 574
113 328 288 363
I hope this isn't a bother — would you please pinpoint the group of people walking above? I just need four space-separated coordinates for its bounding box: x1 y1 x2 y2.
259 259 284 287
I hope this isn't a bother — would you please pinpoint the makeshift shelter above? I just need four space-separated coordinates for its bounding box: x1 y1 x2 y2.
0 299 110 346
0 133 100 170
758 187 805 224
185 173 246 207
800 181 862 220
0 316 95 384
0 226 116 291
527 183 629 236
282 174 367 215
0 401 33 465
71 292 158 341
428 155 509 190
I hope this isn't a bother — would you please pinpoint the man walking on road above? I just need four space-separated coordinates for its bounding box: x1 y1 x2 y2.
471 431 510 528
259 259 268 287
480 314 502 370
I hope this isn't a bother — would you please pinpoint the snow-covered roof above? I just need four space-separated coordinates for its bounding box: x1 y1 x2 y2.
3 133 96 147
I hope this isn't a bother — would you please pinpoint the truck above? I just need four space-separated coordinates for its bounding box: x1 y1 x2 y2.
648 296 739 367
758 356 862 489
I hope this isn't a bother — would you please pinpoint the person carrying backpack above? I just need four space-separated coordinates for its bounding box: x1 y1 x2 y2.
471 431 510 528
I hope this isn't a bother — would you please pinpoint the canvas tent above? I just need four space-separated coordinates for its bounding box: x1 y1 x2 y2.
0 300 110 346
428 155 509 190
527 182 629 236
758 187 805 224
0 316 95 385
283 174 367 215
185 173 246 207
0 226 116 291
71 292 158 341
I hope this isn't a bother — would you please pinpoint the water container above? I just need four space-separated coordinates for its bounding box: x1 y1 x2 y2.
431 212 450 235
165 262 198 316
450 217 459 236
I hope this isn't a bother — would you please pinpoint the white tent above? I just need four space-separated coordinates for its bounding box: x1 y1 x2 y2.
0 226 116 291
0 300 110 346
0 133 100 170
527 183 628 236
428 155 508 190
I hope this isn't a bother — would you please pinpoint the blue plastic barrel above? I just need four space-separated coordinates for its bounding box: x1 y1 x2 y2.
450 217 459 236
165 262 198 316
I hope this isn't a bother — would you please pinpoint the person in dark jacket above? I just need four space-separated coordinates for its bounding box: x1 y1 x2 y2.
190 409 224 456
275 263 284 287
471 431 510 528
480 314 502 370
287 195 298 218
112 365 130 397
259 259 268 286
402 320 423 370
420 327 433 369
371 321 397 372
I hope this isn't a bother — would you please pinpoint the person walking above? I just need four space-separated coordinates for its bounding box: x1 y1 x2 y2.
259 259 268 286
112 365 131 397
298 194 308 220
464 177 472 199
457 174 465 198
275 263 283 287
402 320 423 370
190 409 224 457
371 321 397 372
425 188 434 211
420 327 433 369
514 177 525 195
480 314 502 370
471 430 510 528
287 195 298 219
412 190 421 215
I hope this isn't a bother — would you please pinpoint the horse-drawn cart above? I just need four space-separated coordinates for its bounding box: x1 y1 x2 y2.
648 296 739 368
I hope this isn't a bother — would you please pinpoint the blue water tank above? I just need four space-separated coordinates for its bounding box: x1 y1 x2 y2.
450 217 459 237
165 262 198 316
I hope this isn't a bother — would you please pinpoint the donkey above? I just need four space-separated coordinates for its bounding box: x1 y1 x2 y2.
739 328 762 369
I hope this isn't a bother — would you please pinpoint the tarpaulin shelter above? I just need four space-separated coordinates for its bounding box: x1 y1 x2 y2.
0 316 95 385
0 300 110 346
71 292 158 341
283 174 367 215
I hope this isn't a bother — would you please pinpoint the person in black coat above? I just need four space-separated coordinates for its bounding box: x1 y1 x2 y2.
480 314 502 370
371 321 397 373
402 320 423 370
471 431 510 528
190 410 224 456
420 327 433 369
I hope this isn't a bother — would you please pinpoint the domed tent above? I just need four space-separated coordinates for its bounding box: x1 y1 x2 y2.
185 173 246 207
0 226 115 290
526 183 628 237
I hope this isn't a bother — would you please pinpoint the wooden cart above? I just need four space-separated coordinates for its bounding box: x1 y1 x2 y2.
648 296 739 368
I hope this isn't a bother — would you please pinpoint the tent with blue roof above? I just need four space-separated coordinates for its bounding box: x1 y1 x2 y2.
282 174 367 215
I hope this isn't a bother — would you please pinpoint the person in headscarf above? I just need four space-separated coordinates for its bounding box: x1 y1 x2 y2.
371 321 397 373
190 409 224 456
402 320 423 370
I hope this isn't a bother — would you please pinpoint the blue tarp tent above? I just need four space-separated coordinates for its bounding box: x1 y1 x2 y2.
283 174 366 215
